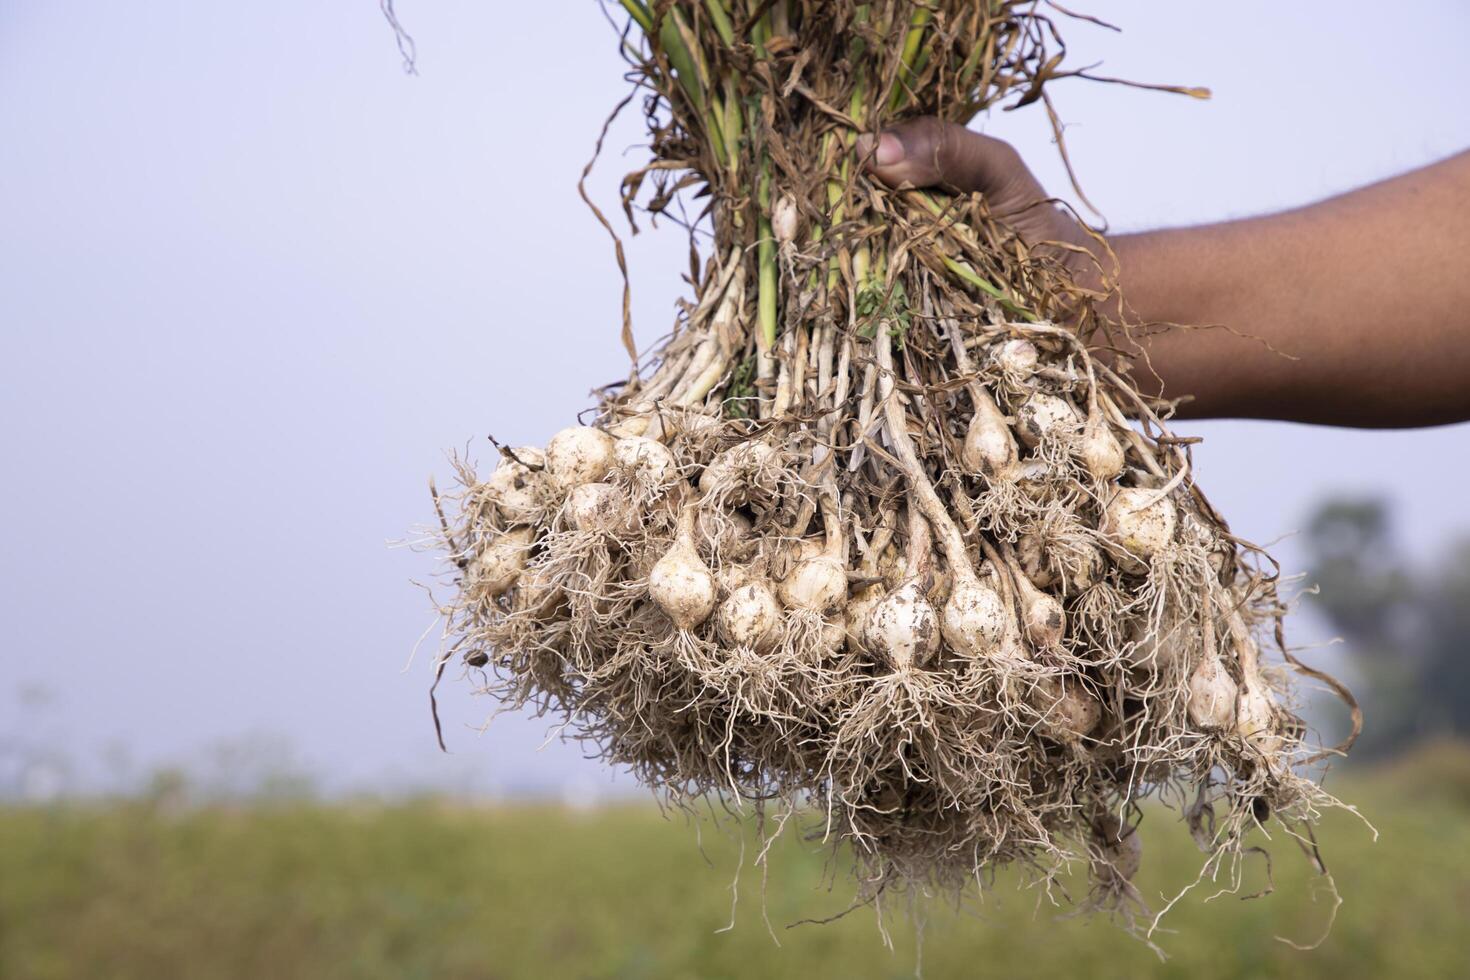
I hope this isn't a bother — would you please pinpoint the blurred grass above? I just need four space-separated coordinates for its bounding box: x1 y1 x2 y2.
3 745 1469 980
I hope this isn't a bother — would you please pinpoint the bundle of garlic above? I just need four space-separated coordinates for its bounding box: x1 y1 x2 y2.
423 0 1359 938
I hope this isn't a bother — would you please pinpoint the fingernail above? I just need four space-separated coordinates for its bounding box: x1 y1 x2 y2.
856 132 907 168
874 132 905 167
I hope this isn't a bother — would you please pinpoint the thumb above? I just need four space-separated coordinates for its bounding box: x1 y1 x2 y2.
856 117 1043 205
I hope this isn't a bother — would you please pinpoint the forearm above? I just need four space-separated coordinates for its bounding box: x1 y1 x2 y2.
1107 150 1470 427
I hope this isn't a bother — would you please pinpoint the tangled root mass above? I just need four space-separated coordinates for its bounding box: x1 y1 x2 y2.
417 0 1360 942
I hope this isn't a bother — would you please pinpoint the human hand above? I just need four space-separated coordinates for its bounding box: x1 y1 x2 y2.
855 117 1104 292
858 120 1470 427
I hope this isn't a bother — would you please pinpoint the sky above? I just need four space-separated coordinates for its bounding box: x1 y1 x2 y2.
2 1 1468 799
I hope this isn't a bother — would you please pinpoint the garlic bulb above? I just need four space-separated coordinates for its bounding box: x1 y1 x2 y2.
649 519 717 630
845 583 885 653
771 195 799 247
1015 392 1081 448
941 571 1008 659
698 439 779 501
1013 458 1054 494
484 447 551 525
513 562 566 619
818 610 848 655
778 545 847 613
863 580 940 672
1236 670 1281 756
469 527 536 598
715 562 754 597
1016 533 1056 589
1012 568 1065 649
1080 417 1126 482
546 426 616 492
717 581 782 652
1187 653 1237 731
613 436 680 490
962 413 1018 477
1034 675 1102 742
960 387 1018 478
566 482 632 534
1124 618 1198 671
1234 630 1283 757
1104 488 1177 560
996 338 1039 377
695 507 754 557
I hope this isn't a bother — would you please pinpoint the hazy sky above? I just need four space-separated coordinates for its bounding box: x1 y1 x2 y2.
3 2 1468 797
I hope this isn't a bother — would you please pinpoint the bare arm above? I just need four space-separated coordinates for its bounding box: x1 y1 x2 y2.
858 119 1470 427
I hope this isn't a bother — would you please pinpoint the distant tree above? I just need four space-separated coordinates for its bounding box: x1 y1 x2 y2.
1304 497 1470 755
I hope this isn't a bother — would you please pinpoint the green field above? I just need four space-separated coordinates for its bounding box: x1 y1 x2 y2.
4 746 1469 980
